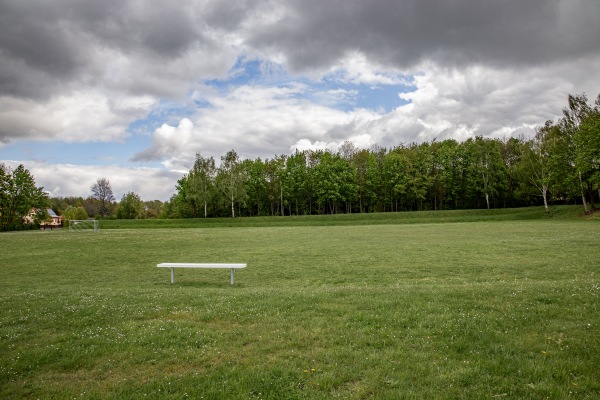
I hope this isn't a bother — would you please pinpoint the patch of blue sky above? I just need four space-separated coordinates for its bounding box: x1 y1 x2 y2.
205 57 290 92
1 140 121 166
316 67 416 113
0 135 162 168
205 56 414 113
306 79 414 113
128 98 196 136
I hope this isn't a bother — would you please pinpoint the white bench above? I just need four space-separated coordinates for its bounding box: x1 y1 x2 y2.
157 263 247 285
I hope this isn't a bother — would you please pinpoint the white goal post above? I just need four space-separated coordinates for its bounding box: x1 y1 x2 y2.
68 220 99 232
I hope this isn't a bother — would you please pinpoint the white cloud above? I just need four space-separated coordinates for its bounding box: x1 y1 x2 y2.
324 52 412 86
394 61 599 141
131 54 600 173
4 160 182 202
133 84 357 169
0 90 155 145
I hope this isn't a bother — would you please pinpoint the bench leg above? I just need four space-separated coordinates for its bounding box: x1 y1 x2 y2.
170 267 175 284
230 268 234 285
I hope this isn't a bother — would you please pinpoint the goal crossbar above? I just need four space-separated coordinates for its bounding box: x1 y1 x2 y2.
69 220 99 232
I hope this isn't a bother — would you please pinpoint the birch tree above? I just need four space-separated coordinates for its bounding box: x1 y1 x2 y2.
521 122 556 213
470 137 508 209
189 153 216 218
217 150 246 218
574 95 600 206
557 93 598 212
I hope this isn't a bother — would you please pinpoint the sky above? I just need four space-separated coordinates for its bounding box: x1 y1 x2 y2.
1 0 599 202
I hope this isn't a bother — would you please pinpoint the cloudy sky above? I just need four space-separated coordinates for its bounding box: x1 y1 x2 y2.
1 0 599 201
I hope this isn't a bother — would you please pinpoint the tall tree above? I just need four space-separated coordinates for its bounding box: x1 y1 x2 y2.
339 140 357 161
431 139 462 210
311 151 357 214
499 136 525 207
0 164 49 230
573 94 600 207
217 150 246 218
265 155 286 216
368 145 388 212
560 94 590 212
383 150 409 211
91 178 115 217
188 154 216 218
117 191 145 219
242 158 267 216
469 137 508 209
520 122 557 213
284 151 309 215
351 149 373 213
405 143 434 211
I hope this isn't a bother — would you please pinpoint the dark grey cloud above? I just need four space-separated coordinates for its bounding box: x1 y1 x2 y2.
0 0 208 100
0 2 83 77
0 1 87 98
79 1 200 58
202 0 256 30
3 0 597 102
248 0 600 71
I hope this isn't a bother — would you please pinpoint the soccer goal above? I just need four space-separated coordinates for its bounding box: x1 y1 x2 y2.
68 220 99 232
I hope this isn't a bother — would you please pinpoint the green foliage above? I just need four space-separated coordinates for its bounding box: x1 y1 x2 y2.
519 122 558 212
48 196 86 215
143 200 164 219
188 154 217 218
116 191 145 219
469 136 509 209
574 98 600 193
284 151 309 215
264 155 286 215
552 93 600 212
217 149 247 217
383 150 409 210
243 158 268 216
62 205 89 222
0 163 49 231
311 151 358 214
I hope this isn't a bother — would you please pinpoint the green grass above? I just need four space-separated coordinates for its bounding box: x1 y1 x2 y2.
1 208 599 399
100 205 587 229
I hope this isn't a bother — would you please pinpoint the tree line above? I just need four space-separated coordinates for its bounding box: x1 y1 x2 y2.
47 180 164 222
0 171 163 230
1 92 598 230
164 93 599 218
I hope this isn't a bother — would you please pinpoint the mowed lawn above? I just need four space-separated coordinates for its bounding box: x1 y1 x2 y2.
1 219 599 399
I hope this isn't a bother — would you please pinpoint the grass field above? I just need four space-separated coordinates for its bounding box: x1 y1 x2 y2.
98 205 587 229
1 207 599 399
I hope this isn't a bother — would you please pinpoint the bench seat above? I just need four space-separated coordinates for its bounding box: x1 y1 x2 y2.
157 263 247 285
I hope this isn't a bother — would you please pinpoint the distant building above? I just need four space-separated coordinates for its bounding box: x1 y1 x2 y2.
25 208 63 229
